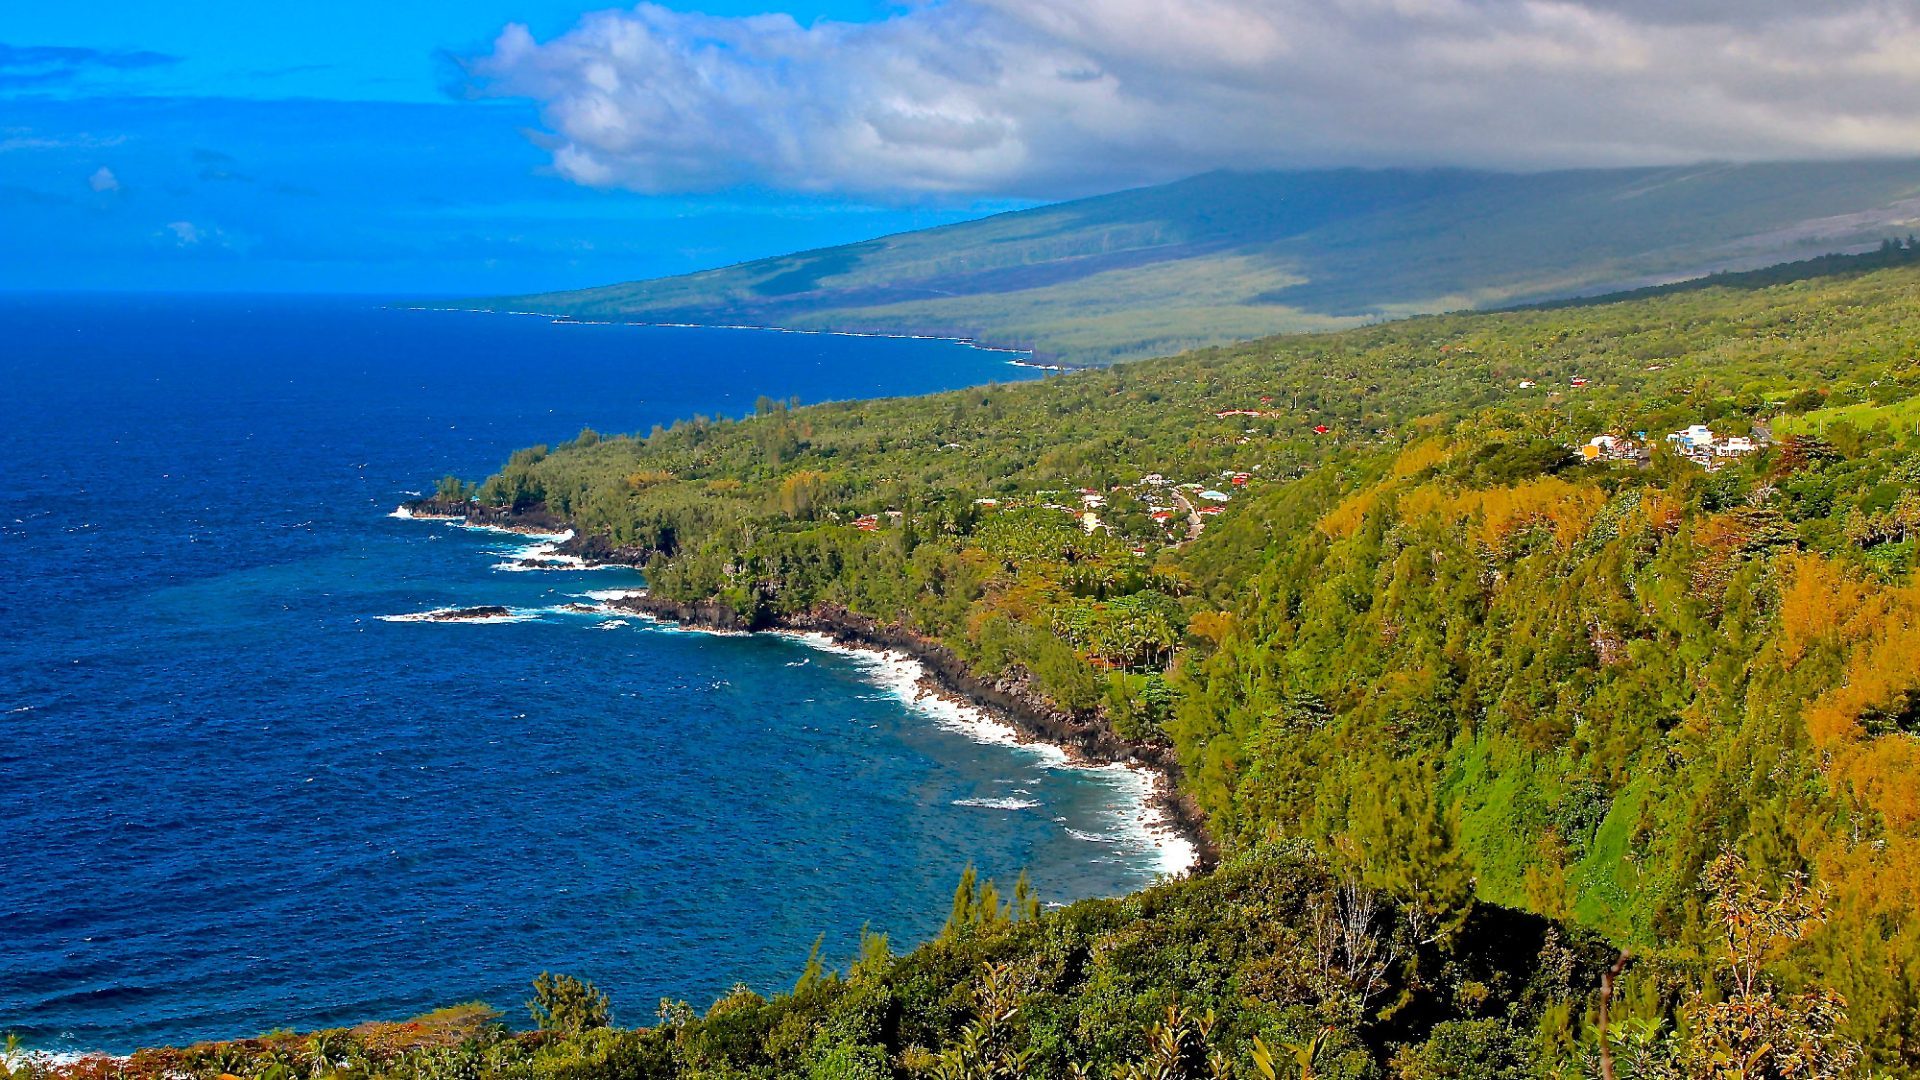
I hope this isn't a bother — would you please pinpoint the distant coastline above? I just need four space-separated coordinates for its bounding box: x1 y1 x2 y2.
393 305 1058 366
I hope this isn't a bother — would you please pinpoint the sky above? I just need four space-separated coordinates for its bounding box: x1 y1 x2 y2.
6 0 1920 295
0 0 1005 294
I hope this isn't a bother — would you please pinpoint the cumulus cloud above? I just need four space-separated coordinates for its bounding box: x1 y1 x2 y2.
461 0 1920 198
88 165 119 192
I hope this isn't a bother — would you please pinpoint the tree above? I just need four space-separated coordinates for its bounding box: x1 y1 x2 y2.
433 474 473 502
526 972 611 1035
931 962 1035 1080
1680 852 1859 1079
775 469 830 519
941 865 1040 938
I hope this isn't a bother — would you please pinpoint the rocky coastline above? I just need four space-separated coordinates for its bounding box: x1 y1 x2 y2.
611 598 1217 873
400 497 1218 872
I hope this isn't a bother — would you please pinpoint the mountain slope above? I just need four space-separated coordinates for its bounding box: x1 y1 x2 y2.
494 160 1920 364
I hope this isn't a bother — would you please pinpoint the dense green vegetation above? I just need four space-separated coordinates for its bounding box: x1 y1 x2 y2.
21 248 1920 1079
447 250 1920 1074
490 161 1920 364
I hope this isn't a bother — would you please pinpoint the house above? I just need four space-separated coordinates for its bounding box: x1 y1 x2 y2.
1312 425 1331 435
1199 489 1231 502
854 515 880 531
1667 424 1714 452
1150 510 1175 522
1663 424 1762 470
1199 505 1226 515
1230 473 1251 487
1518 379 1537 389
1570 377 1590 388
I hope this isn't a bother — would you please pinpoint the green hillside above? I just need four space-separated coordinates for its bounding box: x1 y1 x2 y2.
492 160 1920 364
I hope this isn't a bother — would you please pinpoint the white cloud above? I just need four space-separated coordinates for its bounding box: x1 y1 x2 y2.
88 165 119 192
463 0 1920 199
156 220 246 253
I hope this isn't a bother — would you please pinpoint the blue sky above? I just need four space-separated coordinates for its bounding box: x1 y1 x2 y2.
0 1 1010 294
6 1 1915 295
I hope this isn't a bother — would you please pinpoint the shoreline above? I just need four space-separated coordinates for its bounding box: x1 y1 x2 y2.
392 305 1045 363
394 502 1216 873
605 592 1217 874
665 617 1200 878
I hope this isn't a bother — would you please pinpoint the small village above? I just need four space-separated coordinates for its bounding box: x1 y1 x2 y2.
847 382 1786 554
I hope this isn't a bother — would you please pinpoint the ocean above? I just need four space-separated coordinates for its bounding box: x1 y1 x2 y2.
0 295 1178 1054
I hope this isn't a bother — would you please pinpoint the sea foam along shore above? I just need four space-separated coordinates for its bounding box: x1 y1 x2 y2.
625 614 1200 880
798 631 1202 880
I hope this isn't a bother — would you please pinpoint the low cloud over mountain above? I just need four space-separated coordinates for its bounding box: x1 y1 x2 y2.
462 0 1920 199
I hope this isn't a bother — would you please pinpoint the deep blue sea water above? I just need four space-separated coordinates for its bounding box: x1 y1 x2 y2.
0 295 1174 1053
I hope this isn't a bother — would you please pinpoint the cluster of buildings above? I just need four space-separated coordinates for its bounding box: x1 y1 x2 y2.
1576 424 1764 471
1663 424 1758 468
1050 470 1253 540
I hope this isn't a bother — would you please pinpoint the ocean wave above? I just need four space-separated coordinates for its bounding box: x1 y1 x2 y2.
389 506 573 541
461 523 574 541
5 1050 126 1069
486 535 631 573
1052 761 1198 877
579 588 647 603
953 797 1041 811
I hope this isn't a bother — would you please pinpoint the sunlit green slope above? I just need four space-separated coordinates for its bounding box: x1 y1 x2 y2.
493 160 1920 363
